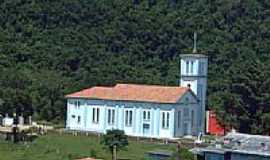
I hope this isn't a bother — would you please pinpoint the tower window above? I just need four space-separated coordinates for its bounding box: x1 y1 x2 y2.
199 62 205 75
186 61 189 74
186 61 194 74
191 61 194 74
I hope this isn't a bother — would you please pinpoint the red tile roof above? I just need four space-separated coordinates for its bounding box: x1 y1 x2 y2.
65 84 191 104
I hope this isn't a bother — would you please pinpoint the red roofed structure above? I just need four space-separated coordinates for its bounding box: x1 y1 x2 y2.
65 83 200 138
65 54 208 138
66 84 192 104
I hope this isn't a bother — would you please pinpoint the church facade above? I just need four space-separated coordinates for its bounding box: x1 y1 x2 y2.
65 54 208 138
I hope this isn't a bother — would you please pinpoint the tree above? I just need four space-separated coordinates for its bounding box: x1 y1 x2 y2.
101 129 128 160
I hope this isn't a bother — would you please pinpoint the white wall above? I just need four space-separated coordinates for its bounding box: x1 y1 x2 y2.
66 98 199 139
66 99 86 130
180 55 208 134
174 92 199 137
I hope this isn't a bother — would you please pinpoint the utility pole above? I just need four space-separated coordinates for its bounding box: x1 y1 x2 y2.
176 141 181 160
192 32 197 54
113 145 117 160
12 112 19 143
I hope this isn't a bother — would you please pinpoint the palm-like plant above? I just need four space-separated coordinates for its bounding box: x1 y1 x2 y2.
101 129 129 160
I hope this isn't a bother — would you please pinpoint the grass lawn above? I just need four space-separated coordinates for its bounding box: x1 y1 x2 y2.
0 132 178 160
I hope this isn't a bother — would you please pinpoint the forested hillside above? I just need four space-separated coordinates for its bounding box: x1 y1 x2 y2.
0 0 269 134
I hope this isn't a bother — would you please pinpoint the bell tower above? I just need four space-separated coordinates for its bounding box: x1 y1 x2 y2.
180 32 208 133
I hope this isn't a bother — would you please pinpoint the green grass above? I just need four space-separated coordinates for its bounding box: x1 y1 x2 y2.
0 133 178 160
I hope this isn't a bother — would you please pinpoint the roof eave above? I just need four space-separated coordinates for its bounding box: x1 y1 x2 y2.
65 96 179 105
180 54 208 58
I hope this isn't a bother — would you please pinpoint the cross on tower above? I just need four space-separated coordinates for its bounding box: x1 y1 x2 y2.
192 32 197 54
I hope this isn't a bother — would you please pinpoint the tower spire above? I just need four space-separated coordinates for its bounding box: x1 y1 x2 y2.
192 32 197 54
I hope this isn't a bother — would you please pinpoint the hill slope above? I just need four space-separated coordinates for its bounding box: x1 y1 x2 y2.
0 0 269 134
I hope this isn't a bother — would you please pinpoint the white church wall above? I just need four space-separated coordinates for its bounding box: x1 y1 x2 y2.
180 78 198 95
66 95 199 139
180 54 208 134
83 104 104 132
174 92 199 137
66 99 86 130
123 107 135 135
158 109 174 138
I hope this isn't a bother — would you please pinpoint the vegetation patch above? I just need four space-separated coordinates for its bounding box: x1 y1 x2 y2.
0 132 194 160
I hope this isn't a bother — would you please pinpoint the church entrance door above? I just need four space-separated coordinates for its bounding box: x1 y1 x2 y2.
183 123 189 135
143 123 150 136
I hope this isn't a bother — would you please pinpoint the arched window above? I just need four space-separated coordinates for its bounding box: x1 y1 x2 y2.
191 61 194 74
186 61 189 74
92 107 100 123
178 111 181 128
191 110 194 128
125 110 133 126
107 108 115 125
161 111 170 129
143 110 151 121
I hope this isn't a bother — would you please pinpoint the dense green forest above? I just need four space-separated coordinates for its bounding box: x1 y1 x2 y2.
0 0 269 134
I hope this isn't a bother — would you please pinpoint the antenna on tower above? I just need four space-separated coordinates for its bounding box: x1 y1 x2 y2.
193 32 197 54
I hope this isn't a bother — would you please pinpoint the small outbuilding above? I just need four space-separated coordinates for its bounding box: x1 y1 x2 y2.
2 116 14 127
191 132 270 160
145 150 173 160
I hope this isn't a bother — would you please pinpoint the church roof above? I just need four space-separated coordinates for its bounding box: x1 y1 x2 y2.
65 83 193 104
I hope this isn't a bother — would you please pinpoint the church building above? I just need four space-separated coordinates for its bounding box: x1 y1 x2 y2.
65 54 208 139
